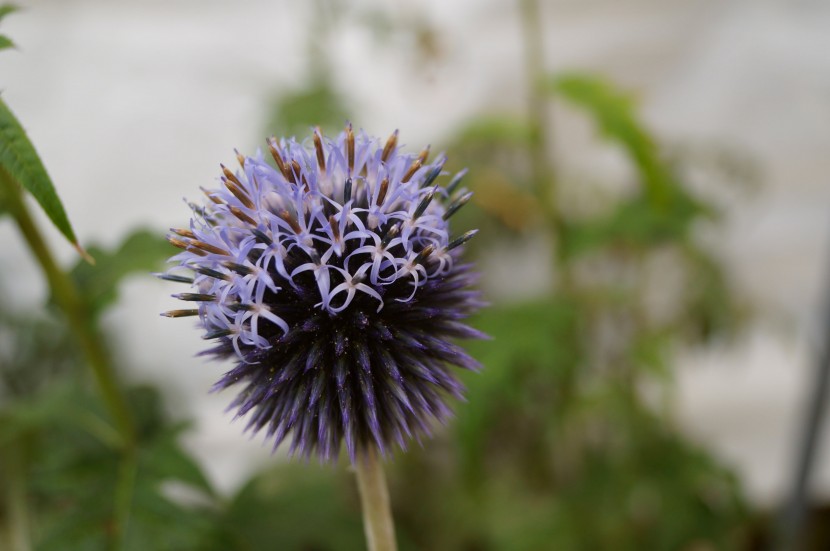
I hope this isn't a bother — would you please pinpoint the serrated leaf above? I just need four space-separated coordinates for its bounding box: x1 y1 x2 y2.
0 34 14 51
0 97 80 248
68 228 171 317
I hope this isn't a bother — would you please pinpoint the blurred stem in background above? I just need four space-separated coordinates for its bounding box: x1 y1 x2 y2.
520 0 568 284
2 438 30 551
519 0 577 488
778 251 830 551
0 171 135 448
0 170 137 549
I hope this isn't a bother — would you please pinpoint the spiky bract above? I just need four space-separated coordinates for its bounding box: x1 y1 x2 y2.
162 126 483 461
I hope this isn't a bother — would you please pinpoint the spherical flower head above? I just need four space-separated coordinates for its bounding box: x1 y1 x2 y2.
161 126 484 462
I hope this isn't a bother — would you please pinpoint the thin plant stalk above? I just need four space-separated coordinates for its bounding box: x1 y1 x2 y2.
0 172 135 446
354 445 397 551
3 440 31 551
1 172 137 549
520 0 570 284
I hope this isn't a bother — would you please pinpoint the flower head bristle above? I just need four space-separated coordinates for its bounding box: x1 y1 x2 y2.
162 126 483 462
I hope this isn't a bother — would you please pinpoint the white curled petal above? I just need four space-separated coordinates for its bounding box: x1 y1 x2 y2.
258 306 289 335
355 283 384 312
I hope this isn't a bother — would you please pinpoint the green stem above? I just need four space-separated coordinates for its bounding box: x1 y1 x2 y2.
1 173 136 549
112 450 138 551
0 172 135 447
3 441 31 551
520 0 570 284
354 445 397 551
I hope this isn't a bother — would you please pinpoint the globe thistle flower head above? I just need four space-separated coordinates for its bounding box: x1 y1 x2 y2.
162 125 484 462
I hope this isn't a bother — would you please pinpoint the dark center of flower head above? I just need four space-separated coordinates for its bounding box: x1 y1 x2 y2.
161 125 485 462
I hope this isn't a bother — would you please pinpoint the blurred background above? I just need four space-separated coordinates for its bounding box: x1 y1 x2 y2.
1 0 829 549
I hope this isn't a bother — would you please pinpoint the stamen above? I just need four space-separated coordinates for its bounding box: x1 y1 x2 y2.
343 178 352 203
201 187 224 205
346 123 354 175
268 138 291 181
445 168 468 195
193 266 230 281
230 206 256 226
222 261 254 275
174 293 216 302
161 309 200 318
442 191 473 220
413 190 435 219
278 210 303 234
223 179 255 209
190 240 230 256
166 235 190 250
313 128 326 173
376 177 389 206
402 159 421 183
446 229 478 251
329 215 340 241
155 273 194 284
414 244 435 264
381 129 398 163
170 227 195 239
221 164 242 187
251 229 272 245
382 223 400 247
203 329 235 339
421 164 443 188
290 160 302 185
417 145 430 165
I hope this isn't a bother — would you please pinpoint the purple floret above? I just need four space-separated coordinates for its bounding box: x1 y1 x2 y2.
161 126 484 462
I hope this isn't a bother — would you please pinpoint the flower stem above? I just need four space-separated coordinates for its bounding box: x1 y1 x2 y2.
1 171 137 550
0 171 135 448
354 445 397 551
2 439 32 551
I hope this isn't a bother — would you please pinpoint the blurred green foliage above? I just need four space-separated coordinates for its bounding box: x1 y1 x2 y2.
67 229 173 320
380 69 754 549
0 5 17 53
265 77 351 140
0 2 766 550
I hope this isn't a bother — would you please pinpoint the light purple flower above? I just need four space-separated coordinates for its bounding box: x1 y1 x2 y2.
161 126 484 461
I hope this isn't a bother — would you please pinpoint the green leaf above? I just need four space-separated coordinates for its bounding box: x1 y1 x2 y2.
455 297 581 484
28 385 220 551
547 73 673 204
139 420 215 498
206 464 370 551
561 189 710 258
0 34 14 51
68 228 171 318
0 5 20 22
0 97 81 249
